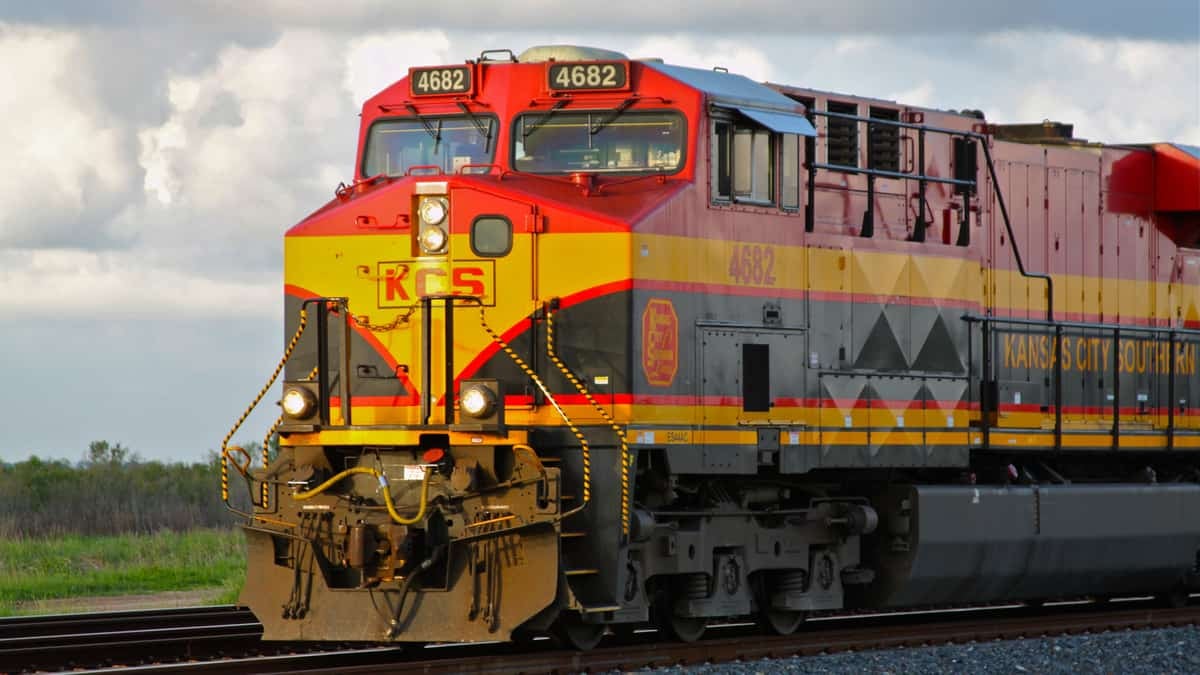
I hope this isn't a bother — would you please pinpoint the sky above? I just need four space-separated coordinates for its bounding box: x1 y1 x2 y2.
0 1 1197 463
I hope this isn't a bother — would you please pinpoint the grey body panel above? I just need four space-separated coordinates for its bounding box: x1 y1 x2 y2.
865 484 1200 606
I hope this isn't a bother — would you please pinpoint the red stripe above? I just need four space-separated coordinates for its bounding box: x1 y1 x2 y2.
285 284 421 404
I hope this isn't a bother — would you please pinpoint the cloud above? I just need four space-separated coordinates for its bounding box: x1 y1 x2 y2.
889 81 936 108
344 30 452 106
6 1 1196 41
0 249 276 318
628 35 776 82
0 25 137 249
974 33 1200 144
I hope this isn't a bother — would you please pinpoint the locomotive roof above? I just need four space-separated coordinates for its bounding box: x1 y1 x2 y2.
646 62 817 136
646 62 806 114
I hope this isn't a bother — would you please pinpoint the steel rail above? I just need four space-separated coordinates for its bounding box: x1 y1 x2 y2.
48 599 1200 674
0 605 263 672
0 605 252 638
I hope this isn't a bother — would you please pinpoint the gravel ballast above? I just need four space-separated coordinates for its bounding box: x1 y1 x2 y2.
644 626 1200 674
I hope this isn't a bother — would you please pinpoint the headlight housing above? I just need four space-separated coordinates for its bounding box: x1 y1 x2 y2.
418 224 448 253
418 197 447 225
460 384 496 418
417 196 449 255
281 386 317 419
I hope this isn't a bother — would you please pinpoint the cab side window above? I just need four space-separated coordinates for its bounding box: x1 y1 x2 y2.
780 134 801 210
712 118 773 205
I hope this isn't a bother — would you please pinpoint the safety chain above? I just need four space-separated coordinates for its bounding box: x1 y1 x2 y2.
221 308 309 515
352 305 417 332
546 307 633 538
478 305 591 516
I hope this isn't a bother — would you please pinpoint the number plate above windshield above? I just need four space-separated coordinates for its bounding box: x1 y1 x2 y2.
409 66 473 96
547 62 629 92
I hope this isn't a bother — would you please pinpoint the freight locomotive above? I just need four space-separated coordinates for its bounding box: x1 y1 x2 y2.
221 45 1200 648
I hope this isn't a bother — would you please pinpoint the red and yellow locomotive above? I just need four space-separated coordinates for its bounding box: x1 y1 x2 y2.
223 46 1200 647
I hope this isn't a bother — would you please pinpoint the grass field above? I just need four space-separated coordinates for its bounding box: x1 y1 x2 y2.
0 528 246 616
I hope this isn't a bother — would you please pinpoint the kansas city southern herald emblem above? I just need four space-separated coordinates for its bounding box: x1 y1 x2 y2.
642 298 678 387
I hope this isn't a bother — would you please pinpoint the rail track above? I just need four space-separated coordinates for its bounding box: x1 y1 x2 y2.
4 599 1199 673
0 605 279 673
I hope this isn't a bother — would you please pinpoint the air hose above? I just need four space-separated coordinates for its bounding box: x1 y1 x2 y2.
292 465 431 526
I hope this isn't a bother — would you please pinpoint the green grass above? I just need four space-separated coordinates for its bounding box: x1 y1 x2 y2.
0 529 246 615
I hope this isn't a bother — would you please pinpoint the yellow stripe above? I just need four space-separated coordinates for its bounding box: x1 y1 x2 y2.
282 428 528 447
632 233 1199 322
286 424 1200 451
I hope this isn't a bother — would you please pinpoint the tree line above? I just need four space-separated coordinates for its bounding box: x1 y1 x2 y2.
0 441 258 538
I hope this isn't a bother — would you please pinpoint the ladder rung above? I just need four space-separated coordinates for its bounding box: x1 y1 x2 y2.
538 457 562 463
561 531 586 538
565 568 598 576
561 495 576 501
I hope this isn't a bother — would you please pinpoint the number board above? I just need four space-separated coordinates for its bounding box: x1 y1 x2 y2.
547 61 629 92
409 66 473 96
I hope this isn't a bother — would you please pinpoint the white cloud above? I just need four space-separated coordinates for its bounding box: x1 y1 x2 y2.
0 25 137 248
0 249 275 318
131 29 360 281
889 81 936 108
973 34 1200 143
629 35 776 82
343 30 452 106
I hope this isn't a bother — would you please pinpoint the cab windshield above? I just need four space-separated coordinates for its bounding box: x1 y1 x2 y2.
512 110 684 174
362 115 496 176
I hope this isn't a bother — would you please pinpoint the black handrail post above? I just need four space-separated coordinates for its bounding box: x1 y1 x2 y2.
967 317 974 412
1112 326 1120 450
956 189 970 247
316 301 330 426
1054 324 1063 452
1168 331 1176 451
444 297 455 425
981 318 991 450
339 299 352 427
861 173 875 238
914 128 927 242
421 297 432 425
805 112 817 233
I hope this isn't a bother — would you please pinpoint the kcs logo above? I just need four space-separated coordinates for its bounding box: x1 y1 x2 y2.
376 260 496 307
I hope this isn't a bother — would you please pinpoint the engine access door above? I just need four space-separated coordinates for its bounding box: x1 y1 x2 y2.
699 326 807 472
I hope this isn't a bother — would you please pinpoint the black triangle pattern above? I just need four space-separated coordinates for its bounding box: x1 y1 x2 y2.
854 313 908 371
912 315 965 374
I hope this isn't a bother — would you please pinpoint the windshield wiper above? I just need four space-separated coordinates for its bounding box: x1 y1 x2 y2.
522 99 568 139
456 102 493 153
405 103 441 148
589 97 637 136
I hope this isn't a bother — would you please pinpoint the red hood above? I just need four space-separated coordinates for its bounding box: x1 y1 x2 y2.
287 172 688 237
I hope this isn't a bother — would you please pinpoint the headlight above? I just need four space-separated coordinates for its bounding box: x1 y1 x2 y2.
460 384 496 418
281 386 317 418
419 225 448 253
419 198 447 225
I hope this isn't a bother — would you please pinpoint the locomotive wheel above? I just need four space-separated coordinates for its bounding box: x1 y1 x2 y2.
759 607 805 635
552 615 606 650
660 612 706 642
